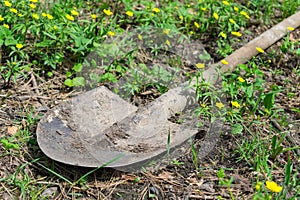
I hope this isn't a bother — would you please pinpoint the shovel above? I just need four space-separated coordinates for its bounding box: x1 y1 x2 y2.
36 12 300 170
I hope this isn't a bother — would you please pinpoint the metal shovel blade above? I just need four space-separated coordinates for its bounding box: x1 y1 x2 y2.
37 84 201 170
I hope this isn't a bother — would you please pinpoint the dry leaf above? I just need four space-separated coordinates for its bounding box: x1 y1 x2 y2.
7 126 18 135
158 171 174 180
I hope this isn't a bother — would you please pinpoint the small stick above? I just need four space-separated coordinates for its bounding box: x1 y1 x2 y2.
30 72 48 110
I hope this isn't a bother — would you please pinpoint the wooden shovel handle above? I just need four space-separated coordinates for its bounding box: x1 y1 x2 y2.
203 11 300 84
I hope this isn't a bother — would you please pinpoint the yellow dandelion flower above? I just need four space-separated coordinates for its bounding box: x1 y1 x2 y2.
196 63 205 69
4 1 12 7
237 76 245 83
164 29 170 34
201 103 206 108
18 13 23 17
0 16 4 21
53 25 57 30
29 3 36 9
229 18 236 24
32 13 39 19
179 16 183 20
256 47 264 53
240 11 250 19
46 14 53 20
3 24 9 29
287 26 294 31
220 32 227 38
153 7 160 13
71 10 79 16
231 101 240 108
10 8 18 13
16 43 23 49
107 31 115 36
266 181 282 193
231 31 242 37
221 59 229 65
222 1 230 6
103 9 113 16
213 12 219 20
91 14 97 19
234 6 239 11
42 12 47 17
126 11 133 17
166 39 170 46
194 22 200 28
30 0 38 2
66 14 74 21
216 102 224 109
201 8 207 11
138 34 143 40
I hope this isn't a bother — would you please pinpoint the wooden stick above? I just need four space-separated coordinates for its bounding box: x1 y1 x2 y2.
203 11 300 84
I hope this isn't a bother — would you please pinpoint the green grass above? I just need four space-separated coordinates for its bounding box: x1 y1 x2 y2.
0 0 300 199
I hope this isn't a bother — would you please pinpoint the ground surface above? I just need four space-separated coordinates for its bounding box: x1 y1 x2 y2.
0 6 300 200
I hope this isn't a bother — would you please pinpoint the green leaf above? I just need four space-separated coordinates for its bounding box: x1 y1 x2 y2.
296 48 300 56
217 168 226 179
271 135 277 151
198 49 211 61
5 37 18 46
93 41 100 47
274 146 283 157
149 194 156 198
246 85 253 98
116 65 124 73
1 139 19 150
232 123 243 134
42 31 57 40
284 155 292 185
291 108 300 113
34 40 54 47
0 26 12 38
74 36 82 47
66 71 72 78
263 92 275 110
100 73 117 83
72 77 85 87
72 63 83 72
12 23 26 34
81 38 93 46
22 64 31 72
47 71 53 77
64 78 74 87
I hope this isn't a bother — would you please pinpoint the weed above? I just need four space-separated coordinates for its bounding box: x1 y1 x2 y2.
217 168 234 199
0 138 19 150
191 141 198 172
167 128 171 165
1 0 299 199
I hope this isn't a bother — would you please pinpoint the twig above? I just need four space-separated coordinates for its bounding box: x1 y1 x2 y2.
30 71 48 110
0 182 13 198
0 94 51 100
